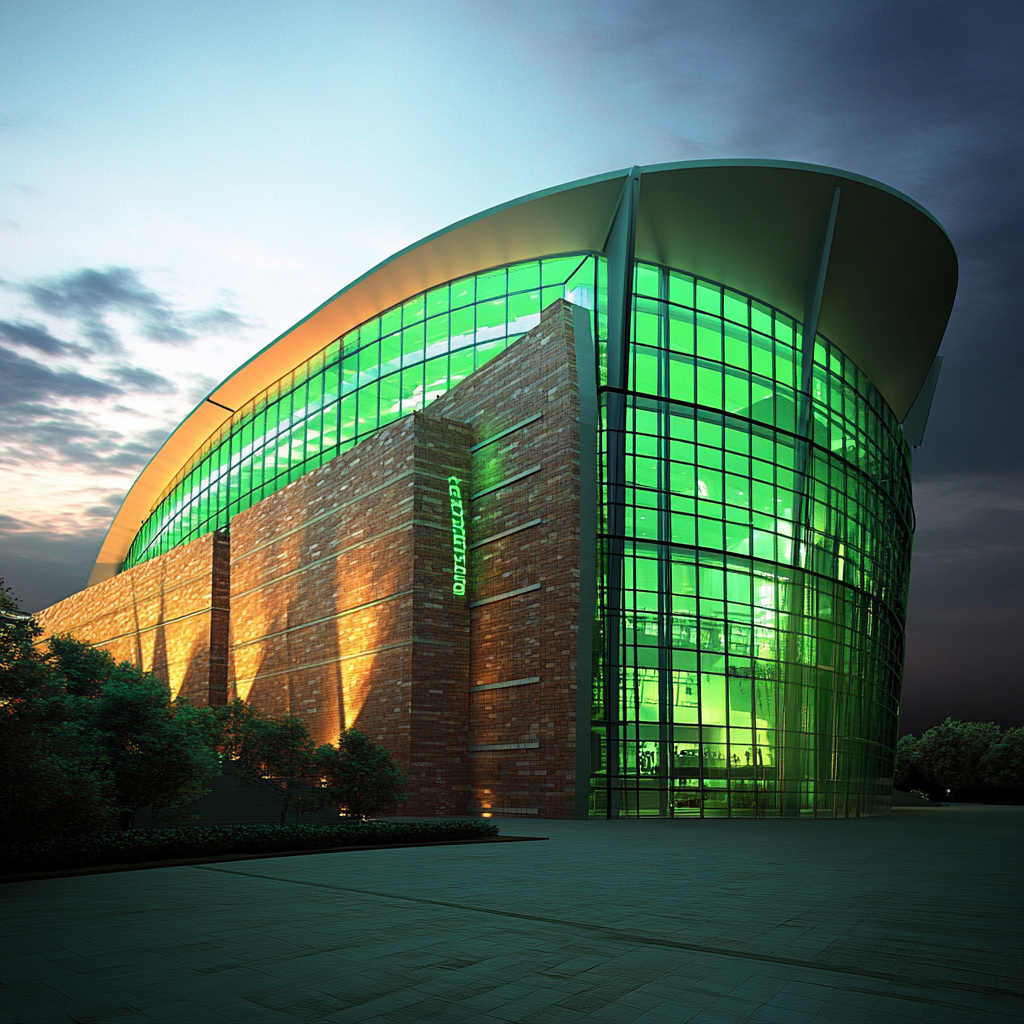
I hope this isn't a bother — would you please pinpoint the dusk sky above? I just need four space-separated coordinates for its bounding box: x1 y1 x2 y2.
1 0 1020 734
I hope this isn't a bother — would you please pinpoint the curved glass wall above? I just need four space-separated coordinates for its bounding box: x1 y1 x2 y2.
590 261 913 818
125 255 604 568
124 239 913 820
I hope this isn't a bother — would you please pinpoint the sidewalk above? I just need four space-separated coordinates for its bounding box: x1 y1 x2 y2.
1 805 1021 1023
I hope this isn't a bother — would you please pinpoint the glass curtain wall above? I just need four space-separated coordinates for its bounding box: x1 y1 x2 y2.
125 255 603 568
591 261 914 819
124 236 913 821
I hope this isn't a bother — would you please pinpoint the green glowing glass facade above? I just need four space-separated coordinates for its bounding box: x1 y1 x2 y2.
108 162 953 819
124 255 601 568
591 262 912 819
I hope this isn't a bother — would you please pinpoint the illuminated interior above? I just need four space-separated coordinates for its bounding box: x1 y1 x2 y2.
591 262 911 818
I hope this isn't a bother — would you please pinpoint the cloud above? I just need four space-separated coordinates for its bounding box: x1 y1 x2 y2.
5 266 252 352
902 470 1024 730
108 365 177 395
187 307 249 333
182 374 222 404
908 472 1023 617
912 473 1024 533
84 493 127 519
0 515 107 612
0 345 121 404
0 319 82 357
0 403 170 472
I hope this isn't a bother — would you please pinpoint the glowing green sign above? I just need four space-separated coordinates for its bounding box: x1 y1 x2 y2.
448 475 467 596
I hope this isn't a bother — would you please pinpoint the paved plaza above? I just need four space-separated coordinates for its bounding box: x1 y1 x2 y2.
1 805 1021 1023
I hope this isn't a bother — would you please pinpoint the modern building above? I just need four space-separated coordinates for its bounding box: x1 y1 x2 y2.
37 161 957 819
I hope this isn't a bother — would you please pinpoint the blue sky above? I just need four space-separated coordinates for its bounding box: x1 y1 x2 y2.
1 0 1021 730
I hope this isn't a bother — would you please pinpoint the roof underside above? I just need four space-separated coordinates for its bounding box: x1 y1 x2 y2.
90 160 957 584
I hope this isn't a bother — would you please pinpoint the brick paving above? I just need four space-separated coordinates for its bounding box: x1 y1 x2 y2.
1 805 1021 1023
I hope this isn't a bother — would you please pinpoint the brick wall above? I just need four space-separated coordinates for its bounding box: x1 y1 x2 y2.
430 299 583 818
36 300 586 818
227 412 473 815
34 530 229 706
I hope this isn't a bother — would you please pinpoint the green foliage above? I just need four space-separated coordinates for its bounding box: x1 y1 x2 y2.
895 719 1024 803
85 671 220 828
0 711 114 845
245 714 317 781
1 584 115 844
212 696 259 761
0 586 220 843
893 734 925 794
215 703 321 824
2 581 419 848
312 729 409 819
1 819 501 873
980 729 1024 792
47 634 120 699
0 581 50 706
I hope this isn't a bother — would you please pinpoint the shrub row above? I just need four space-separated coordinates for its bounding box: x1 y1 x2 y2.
1 819 501 873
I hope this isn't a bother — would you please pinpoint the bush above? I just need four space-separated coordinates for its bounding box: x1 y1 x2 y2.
1 588 116 844
1 582 222 840
215 701 322 824
1 583 430 844
1 819 501 873
312 729 409 819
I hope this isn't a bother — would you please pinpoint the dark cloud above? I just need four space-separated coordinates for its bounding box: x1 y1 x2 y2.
0 345 121 404
108 365 176 395
6 266 251 352
0 516 108 613
0 319 82 357
902 473 1024 732
187 307 249 333
0 403 170 472
23 267 180 348
84 493 127 519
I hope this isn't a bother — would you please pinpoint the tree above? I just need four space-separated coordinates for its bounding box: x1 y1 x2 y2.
2 589 223 838
895 719 1024 803
311 730 408 820
212 696 260 761
893 734 925 794
0 579 51 708
232 713 319 825
48 633 122 699
913 719 1002 802
0 584 113 844
981 727 1024 801
84 661 220 828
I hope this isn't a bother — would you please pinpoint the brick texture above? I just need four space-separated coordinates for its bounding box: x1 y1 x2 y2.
430 299 583 819
34 299 585 819
34 530 230 706
227 411 473 815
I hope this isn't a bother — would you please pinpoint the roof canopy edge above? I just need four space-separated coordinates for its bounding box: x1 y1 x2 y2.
89 160 957 583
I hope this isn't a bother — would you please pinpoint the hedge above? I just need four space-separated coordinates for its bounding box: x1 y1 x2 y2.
1 819 501 873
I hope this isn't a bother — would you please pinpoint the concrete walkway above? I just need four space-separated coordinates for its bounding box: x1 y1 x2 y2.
1 805 1021 1023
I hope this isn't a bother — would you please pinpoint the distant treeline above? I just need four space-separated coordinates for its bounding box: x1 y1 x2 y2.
895 719 1023 804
